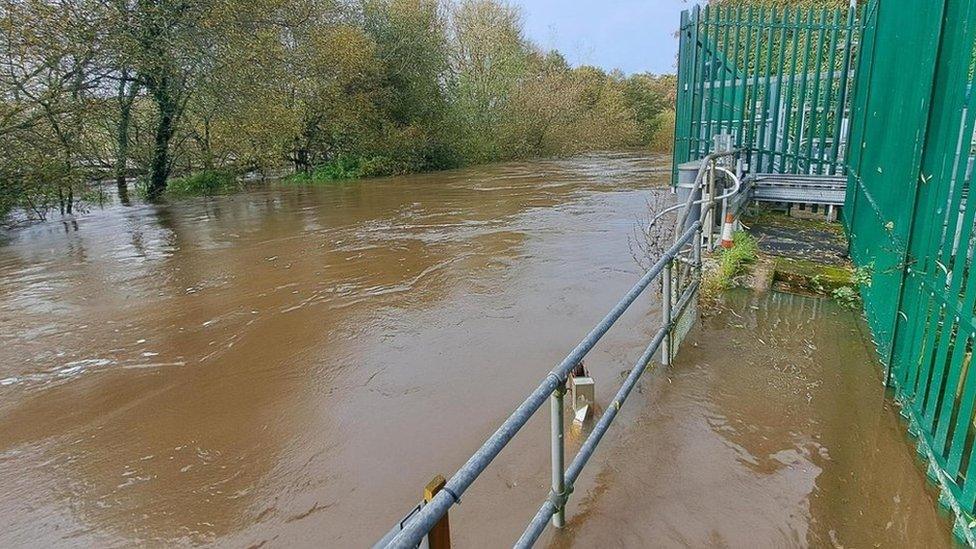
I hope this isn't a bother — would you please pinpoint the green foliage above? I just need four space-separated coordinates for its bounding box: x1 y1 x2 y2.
702 230 760 302
0 0 679 222
850 263 874 287
160 170 239 197
649 110 676 153
285 155 400 183
831 263 872 309
831 285 860 308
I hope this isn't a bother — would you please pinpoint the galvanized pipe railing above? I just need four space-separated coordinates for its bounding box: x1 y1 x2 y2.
379 152 741 547
514 276 701 548
384 222 701 548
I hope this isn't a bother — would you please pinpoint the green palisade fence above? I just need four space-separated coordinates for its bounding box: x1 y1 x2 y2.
846 0 976 540
677 0 976 540
674 4 861 183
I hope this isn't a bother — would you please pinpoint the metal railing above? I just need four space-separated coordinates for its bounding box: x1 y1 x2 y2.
377 153 738 548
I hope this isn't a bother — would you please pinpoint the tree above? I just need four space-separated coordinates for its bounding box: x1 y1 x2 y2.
0 0 679 224
0 0 108 218
445 0 528 163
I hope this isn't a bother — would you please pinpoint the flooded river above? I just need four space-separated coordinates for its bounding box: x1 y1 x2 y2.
0 152 954 547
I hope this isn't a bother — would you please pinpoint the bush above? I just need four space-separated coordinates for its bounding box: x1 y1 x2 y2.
164 170 239 197
701 230 759 303
285 155 401 184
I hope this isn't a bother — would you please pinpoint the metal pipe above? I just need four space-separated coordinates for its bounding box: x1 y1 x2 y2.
550 382 565 528
694 224 703 270
672 150 740 240
662 261 673 366
647 165 744 230
385 222 703 548
515 279 701 548
706 162 716 251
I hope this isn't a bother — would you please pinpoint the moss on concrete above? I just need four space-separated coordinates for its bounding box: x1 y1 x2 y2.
772 256 852 293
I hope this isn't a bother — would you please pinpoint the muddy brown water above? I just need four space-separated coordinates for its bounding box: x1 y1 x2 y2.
0 152 954 547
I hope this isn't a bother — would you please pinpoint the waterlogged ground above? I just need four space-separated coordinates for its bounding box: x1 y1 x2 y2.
547 290 955 548
0 152 954 547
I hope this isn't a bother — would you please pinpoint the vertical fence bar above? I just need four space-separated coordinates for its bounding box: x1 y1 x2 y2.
804 10 827 174
817 8 841 174
715 6 731 140
674 8 692 183
791 8 814 173
829 4 857 175
695 5 711 159
693 222 703 276
728 6 744 143
756 7 776 172
745 6 763 167
737 6 754 154
688 6 702 163
703 7 718 156
768 7 788 173
779 8 802 172
550 381 566 528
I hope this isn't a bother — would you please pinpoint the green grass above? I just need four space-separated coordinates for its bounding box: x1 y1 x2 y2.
284 155 398 184
701 230 759 303
164 170 239 197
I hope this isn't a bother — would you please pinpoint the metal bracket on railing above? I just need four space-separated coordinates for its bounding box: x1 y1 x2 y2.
552 382 567 398
547 482 574 510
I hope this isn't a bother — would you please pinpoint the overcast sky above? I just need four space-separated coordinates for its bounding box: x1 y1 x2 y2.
509 0 699 75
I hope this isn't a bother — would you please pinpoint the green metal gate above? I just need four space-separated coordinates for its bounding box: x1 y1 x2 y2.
845 0 976 541
674 4 861 181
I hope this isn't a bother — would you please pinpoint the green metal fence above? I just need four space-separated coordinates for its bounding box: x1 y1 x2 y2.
674 4 860 181
845 0 976 541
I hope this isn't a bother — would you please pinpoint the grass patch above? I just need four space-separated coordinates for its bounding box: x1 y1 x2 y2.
284 155 397 184
701 230 759 303
164 170 239 197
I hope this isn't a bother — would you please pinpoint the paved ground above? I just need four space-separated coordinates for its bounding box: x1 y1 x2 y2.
743 211 849 266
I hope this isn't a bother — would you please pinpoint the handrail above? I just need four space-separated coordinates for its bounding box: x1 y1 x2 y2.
671 150 741 242
383 222 702 548
376 153 748 547
647 163 744 231
514 276 701 548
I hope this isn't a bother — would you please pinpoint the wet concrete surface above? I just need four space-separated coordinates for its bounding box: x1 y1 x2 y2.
0 152 954 547
746 212 849 266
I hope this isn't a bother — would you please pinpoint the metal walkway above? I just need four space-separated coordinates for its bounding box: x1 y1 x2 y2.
750 174 847 206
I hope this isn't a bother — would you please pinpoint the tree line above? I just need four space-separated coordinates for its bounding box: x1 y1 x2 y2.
0 0 676 225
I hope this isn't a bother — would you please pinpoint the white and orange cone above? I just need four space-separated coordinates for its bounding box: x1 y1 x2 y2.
720 213 735 249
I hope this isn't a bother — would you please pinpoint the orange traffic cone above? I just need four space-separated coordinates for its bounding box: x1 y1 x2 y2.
721 213 735 249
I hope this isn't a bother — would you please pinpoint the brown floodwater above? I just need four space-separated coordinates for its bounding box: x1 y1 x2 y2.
0 152 954 547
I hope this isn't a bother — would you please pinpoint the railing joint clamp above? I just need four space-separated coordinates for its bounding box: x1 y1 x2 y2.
546 372 566 393
548 483 574 510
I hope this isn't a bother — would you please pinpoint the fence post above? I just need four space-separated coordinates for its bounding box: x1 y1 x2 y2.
550 379 567 527
424 475 451 549
694 222 703 272
662 260 673 367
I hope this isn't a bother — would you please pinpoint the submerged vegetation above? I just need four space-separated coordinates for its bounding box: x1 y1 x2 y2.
701 231 759 304
160 170 240 198
0 0 676 226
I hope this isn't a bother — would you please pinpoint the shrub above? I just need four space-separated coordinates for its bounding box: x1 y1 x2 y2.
701 230 759 303
165 170 239 197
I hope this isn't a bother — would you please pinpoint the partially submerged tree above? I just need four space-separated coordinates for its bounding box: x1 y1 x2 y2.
0 0 678 224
